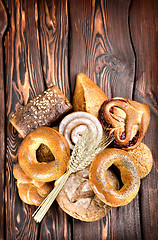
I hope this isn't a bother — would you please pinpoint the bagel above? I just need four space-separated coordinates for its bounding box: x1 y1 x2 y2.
18 127 70 182
98 97 150 149
13 163 54 206
56 166 119 222
127 143 153 179
89 148 140 207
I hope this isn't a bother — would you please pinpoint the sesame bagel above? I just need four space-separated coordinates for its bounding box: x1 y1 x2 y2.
18 127 70 182
89 148 140 207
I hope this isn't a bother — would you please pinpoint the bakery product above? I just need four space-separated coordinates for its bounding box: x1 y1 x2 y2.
18 127 70 182
56 167 119 222
127 143 153 179
98 97 150 149
13 163 54 206
9 85 72 138
59 112 103 149
89 148 140 207
73 73 108 117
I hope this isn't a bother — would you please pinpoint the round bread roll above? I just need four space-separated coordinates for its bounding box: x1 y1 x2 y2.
127 143 153 179
56 167 119 222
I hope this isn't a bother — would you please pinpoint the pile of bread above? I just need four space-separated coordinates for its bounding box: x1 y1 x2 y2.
10 73 153 222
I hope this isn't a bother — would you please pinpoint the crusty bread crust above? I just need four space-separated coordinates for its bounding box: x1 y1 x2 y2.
56 167 119 222
73 73 108 117
127 143 153 179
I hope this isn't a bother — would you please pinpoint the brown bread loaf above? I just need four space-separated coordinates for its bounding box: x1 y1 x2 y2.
9 85 72 138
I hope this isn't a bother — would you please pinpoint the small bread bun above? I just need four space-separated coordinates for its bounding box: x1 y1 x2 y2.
73 73 108 117
127 143 153 179
89 148 140 207
9 85 72 138
56 167 119 222
13 163 54 206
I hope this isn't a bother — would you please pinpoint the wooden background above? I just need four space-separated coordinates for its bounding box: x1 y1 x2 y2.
0 0 158 239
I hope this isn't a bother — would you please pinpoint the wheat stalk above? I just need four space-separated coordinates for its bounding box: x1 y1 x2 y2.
32 130 114 222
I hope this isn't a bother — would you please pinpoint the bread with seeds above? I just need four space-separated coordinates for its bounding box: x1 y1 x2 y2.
9 86 72 138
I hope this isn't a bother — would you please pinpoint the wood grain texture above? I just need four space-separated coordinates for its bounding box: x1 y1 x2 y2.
69 0 141 239
69 0 135 99
38 0 71 101
130 0 158 239
4 0 44 239
0 1 7 239
1 0 157 239
38 1 72 239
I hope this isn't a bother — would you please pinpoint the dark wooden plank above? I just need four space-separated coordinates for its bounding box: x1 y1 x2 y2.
0 1 7 240
69 0 135 99
38 0 71 101
130 0 158 239
38 0 72 239
69 0 141 239
4 0 45 239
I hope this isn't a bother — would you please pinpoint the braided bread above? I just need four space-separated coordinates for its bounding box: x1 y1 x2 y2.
13 163 54 206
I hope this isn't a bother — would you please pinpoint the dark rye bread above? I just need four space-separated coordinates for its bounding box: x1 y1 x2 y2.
9 86 72 138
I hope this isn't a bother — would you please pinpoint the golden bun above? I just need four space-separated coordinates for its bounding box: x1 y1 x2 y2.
13 163 53 206
73 73 108 117
127 143 153 179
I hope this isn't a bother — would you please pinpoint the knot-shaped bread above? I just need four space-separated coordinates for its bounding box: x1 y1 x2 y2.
98 97 150 149
59 112 103 149
13 163 54 206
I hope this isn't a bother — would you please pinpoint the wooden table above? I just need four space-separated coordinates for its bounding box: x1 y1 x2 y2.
0 0 157 239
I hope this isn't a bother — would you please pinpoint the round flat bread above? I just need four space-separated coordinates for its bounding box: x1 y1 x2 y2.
56 167 119 222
